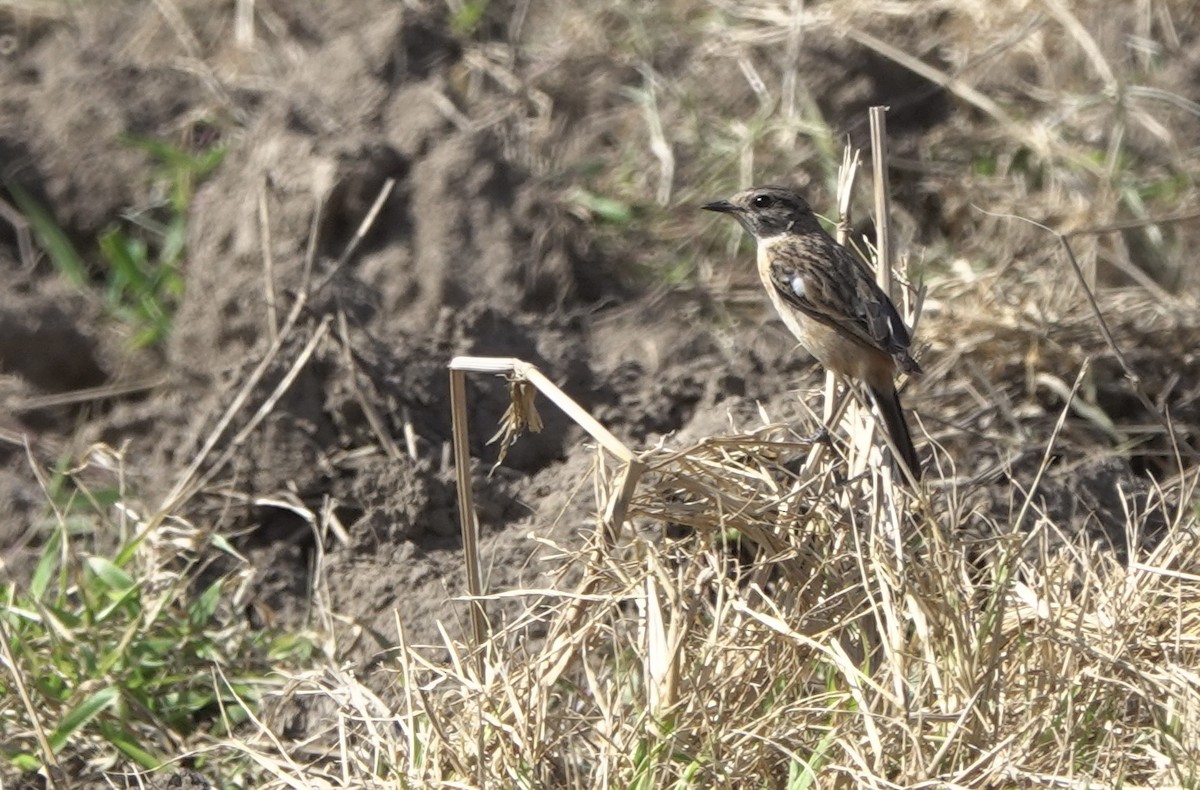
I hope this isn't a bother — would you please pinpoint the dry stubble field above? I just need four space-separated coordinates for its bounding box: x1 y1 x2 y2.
2 0 1200 787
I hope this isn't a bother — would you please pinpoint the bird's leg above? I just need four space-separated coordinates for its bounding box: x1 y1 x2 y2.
800 424 832 447
779 424 833 476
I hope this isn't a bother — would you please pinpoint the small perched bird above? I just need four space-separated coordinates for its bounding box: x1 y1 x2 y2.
703 185 922 481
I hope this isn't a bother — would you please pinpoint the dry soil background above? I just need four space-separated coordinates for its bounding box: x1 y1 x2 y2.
3 0 1200 784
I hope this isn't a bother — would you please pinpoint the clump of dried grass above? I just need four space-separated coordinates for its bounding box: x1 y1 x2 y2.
255 392 1200 787
920 252 1200 483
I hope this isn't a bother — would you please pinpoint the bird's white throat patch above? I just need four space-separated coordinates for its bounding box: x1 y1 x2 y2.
756 233 791 247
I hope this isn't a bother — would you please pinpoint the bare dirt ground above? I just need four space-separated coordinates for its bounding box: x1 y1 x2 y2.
3 0 1200 786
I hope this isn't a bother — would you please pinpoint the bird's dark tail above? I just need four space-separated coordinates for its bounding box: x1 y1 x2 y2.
867 384 922 483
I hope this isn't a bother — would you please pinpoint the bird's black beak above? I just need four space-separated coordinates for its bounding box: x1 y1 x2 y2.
701 199 739 214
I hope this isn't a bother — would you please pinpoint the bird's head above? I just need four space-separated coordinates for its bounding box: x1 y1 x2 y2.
702 185 819 238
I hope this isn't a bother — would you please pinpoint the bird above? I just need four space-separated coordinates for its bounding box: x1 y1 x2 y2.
702 185 922 481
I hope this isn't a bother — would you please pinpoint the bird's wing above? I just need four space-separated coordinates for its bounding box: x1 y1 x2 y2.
768 243 921 374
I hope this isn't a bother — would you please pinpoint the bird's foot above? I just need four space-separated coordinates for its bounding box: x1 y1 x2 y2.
802 426 832 447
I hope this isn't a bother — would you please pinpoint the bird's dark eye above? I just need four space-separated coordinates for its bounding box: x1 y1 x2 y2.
752 194 775 209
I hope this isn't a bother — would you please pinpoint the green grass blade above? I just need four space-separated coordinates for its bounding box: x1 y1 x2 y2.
48 686 117 752
188 579 222 628
29 527 63 601
4 180 88 285
85 556 135 593
98 721 161 769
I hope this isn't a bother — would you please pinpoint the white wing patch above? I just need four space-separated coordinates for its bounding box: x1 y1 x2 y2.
788 274 806 299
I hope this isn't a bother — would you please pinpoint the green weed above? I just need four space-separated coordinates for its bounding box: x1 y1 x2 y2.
0 456 314 775
4 133 224 348
450 0 491 37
